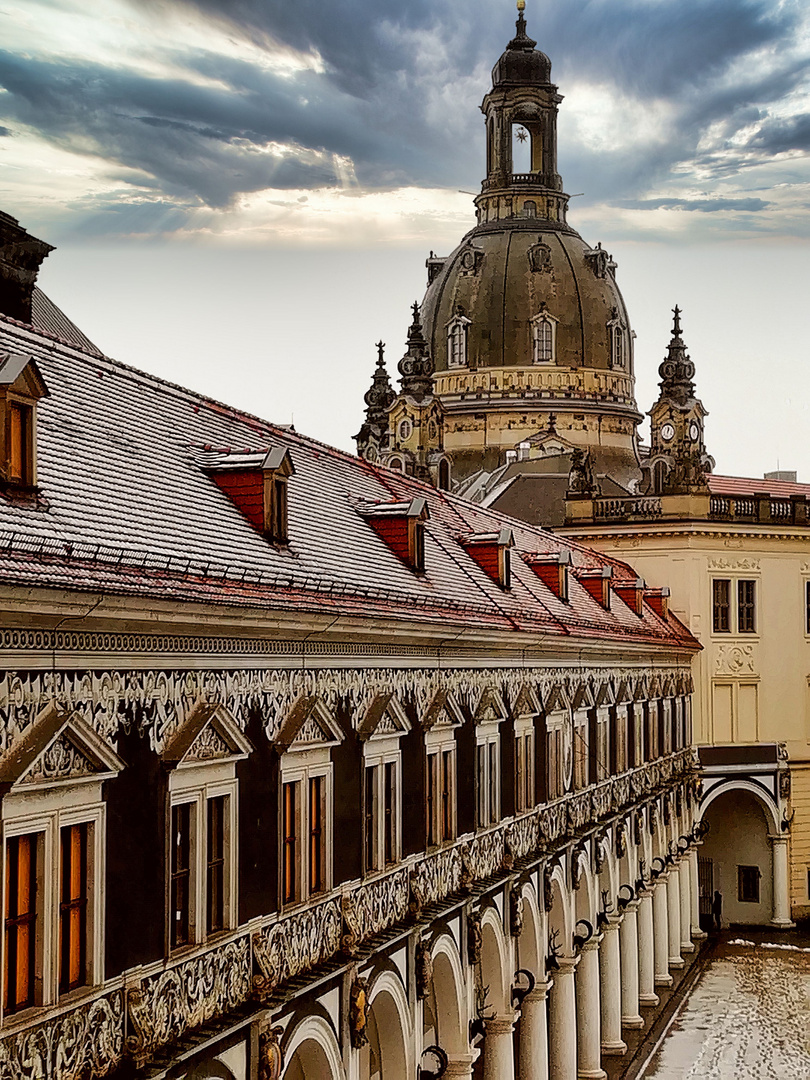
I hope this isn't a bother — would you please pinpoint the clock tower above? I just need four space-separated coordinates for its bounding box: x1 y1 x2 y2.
642 306 714 495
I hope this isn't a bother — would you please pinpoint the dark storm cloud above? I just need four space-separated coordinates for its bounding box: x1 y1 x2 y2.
2 0 809 228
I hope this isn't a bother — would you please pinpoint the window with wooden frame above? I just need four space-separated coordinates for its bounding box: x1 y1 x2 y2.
308 776 324 895
738 579 756 633
363 754 400 874
0 353 47 489
4 833 39 1014
546 722 563 801
515 728 535 814
7 402 32 485
447 312 471 368
282 782 298 903
442 748 455 842
531 313 556 364
426 742 456 847
169 788 235 947
277 755 332 907
573 713 589 790
59 823 88 994
171 803 192 947
713 579 731 633
476 734 500 828
426 752 437 847
206 796 226 934
612 706 628 775
592 709 610 782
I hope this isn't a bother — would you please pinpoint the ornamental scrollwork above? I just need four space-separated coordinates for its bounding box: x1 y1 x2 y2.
22 734 95 783
253 897 341 993
0 990 125 1080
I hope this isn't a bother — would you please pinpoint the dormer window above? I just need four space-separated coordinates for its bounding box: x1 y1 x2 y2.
574 566 613 610
531 310 557 364
613 577 645 616
203 445 295 544
358 497 429 573
524 549 571 600
461 527 513 590
447 308 471 368
645 587 671 620
0 351 48 490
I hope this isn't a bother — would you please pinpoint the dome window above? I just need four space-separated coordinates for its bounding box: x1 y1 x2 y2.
446 307 471 368
531 309 557 364
607 308 628 369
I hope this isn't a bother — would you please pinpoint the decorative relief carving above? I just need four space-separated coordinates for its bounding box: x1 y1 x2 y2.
186 724 231 762
350 978 370 1049
708 558 760 571
22 733 96 783
413 848 462 908
258 1025 284 1080
509 890 524 937
126 936 251 1057
467 912 483 966
0 990 124 1080
345 870 408 948
253 898 341 997
0 664 692 755
714 644 756 676
416 942 433 999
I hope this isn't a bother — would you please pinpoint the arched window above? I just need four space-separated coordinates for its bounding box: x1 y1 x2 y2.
446 310 471 368
531 311 557 364
607 308 628 369
613 325 625 368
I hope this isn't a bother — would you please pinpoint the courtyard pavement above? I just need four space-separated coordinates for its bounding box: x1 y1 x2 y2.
640 931 810 1079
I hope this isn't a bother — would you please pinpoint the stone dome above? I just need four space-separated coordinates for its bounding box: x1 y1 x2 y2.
422 219 634 379
492 14 551 87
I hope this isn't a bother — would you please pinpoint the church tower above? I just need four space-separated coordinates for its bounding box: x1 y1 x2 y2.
642 306 714 495
415 1 642 487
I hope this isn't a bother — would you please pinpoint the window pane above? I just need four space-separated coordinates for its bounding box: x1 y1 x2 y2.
426 754 436 846
515 736 525 813
477 743 486 826
384 762 396 865
738 865 760 904
488 742 498 824
738 579 756 633
59 823 88 993
171 804 191 947
442 750 454 841
309 776 323 894
525 734 534 810
206 796 226 934
4 834 38 1013
283 782 298 904
364 766 377 872
713 579 730 633
8 404 28 482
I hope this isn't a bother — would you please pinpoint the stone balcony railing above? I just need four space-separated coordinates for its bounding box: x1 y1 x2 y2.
708 493 808 526
566 490 809 528
0 748 696 1080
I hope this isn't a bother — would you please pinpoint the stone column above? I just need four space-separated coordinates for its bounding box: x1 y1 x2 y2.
518 981 552 1080
483 1015 516 1080
689 847 706 940
637 891 659 1007
548 956 579 1080
599 916 626 1056
619 901 643 1029
653 877 673 988
666 866 684 969
575 938 605 1080
678 857 694 953
770 836 795 929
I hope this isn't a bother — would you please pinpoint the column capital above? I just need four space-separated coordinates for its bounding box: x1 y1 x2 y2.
580 934 603 953
769 833 789 846
602 912 624 932
485 1013 516 1036
620 898 640 914
524 979 553 1002
554 954 580 976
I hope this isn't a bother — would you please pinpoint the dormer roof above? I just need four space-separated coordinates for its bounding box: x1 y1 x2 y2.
162 701 253 768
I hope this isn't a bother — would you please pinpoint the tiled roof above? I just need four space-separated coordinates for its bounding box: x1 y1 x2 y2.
0 311 697 651
708 474 810 498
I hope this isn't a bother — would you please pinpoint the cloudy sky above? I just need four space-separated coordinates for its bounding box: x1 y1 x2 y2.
2 0 810 478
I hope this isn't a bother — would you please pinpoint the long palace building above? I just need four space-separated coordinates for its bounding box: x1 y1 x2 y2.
0 203 708 1079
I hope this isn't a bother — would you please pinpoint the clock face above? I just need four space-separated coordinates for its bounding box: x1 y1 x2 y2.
689 421 700 442
661 422 675 443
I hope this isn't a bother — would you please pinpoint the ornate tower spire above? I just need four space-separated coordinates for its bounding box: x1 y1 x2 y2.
354 341 395 460
398 302 435 402
643 306 714 496
475 3 567 227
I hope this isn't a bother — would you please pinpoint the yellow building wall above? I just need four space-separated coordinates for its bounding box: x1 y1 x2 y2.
572 528 810 920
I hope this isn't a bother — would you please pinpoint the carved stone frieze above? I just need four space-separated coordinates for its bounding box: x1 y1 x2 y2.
707 558 760 571
0 990 124 1080
186 724 231 761
126 936 251 1056
345 869 408 948
507 814 539 861
253 898 341 995
413 848 463 908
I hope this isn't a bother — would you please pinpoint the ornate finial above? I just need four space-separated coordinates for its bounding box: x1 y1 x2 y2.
411 301 420 321
376 341 385 367
672 305 682 337
517 0 526 10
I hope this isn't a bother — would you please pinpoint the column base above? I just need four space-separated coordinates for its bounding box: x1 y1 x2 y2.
692 928 708 940
681 942 695 953
654 973 673 988
771 918 796 929
639 992 660 1008
577 1070 607 1080
668 957 684 969
601 1040 628 1057
621 1015 645 1030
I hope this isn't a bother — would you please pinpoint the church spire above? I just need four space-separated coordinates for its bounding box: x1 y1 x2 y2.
398 302 435 402
354 340 395 460
658 304 696 406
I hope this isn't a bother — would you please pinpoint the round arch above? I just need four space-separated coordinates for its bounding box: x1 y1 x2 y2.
516 883 543 977
283 1016 345 1080
699 778 780 835
547 862 572 954
428 934 467 1057
365 970 411 1080
574 855 598 931
480 906 511 1013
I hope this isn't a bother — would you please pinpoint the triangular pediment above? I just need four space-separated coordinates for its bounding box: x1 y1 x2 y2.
571 682 596 712
633 676 650 703
512 684 541 718
594 680 615 708
162 701 253 769
543 684 571 715
421 690 464 731
473 687 509 725
358 694 411 741
275 696 344 753
0 702 124 793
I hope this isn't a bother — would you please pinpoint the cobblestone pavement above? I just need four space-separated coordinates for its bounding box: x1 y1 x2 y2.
642 937 810 1079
